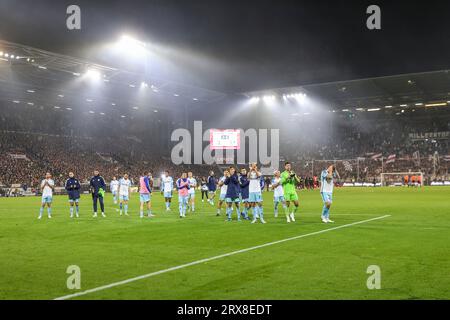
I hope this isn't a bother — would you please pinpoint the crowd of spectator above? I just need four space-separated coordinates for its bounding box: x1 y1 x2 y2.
0 128 448 188
0 131 218 188
0 105 449 187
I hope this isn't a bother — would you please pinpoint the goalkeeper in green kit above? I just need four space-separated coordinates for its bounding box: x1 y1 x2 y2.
280 162 300 222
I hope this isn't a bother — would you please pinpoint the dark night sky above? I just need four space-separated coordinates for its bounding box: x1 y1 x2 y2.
0 0 449 92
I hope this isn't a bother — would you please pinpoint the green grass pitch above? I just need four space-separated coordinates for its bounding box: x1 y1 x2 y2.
0 187 449 300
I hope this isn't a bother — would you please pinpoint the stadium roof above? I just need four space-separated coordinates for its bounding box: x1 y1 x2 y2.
2 40 450 116
244 70 450 112
0 40 226 114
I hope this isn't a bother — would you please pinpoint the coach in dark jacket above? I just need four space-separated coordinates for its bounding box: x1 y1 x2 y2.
89 170 106 217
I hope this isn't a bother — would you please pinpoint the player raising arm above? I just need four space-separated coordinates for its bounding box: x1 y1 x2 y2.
224 167 241 221
239 168 251 220
249 163 266 224
320 165 340 223
187 172 197 212
280 162 300 222
38 172 54 219
272 170 289 222
65 172 81 218
176 172 190 218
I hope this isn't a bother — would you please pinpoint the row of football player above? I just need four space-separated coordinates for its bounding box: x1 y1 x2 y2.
38 163 339 223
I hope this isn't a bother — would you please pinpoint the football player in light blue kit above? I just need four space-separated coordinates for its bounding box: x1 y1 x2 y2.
110 177 119 204
176 172 190 218
248 163 266 224
118 173 131 216
272 170 288 221
216 170 228 216
161 170 174 211
38 172 54 219
187 171 197 212
320 165 340 223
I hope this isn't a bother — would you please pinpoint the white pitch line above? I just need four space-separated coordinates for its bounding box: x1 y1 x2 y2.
54 214 391 300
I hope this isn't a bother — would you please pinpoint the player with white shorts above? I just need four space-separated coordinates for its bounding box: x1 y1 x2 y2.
187 172 197 212
110 177 119 204
139 171 154 218
38 172 54 219
248 163 265 224
272 170 288 220
216 172 228 216
119 174 131 216
161 171 174 211
320 165 340 223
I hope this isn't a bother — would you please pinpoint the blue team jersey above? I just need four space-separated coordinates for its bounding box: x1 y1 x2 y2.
65 177 81 199
207 176 216 191
239 175 250 199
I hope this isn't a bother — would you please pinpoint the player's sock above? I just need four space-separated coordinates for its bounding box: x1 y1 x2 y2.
140 210 143 218
322 206 329 222
70 207 74 217
290 206 298 221
226 207 231 220
259 206 265 222
191 204 195 212
251 207 258 223
148 209 153 217
252 206 259 220
321 205 328 219
124 204 128 215
76 206 79 217
236 207 241 220
47 207 52 217
242 206 248 219
39 207 43 218
179 203 183 217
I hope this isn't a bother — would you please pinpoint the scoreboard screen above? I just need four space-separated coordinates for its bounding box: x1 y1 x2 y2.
210 129 240 150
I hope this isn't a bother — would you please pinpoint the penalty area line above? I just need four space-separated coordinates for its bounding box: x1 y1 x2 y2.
54 214 391 300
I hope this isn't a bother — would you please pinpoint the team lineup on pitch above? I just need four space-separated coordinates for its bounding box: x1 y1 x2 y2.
1 186 448 300
37 163 340 225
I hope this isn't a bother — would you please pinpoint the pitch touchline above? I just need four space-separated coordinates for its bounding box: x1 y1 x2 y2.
54 215 391 300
